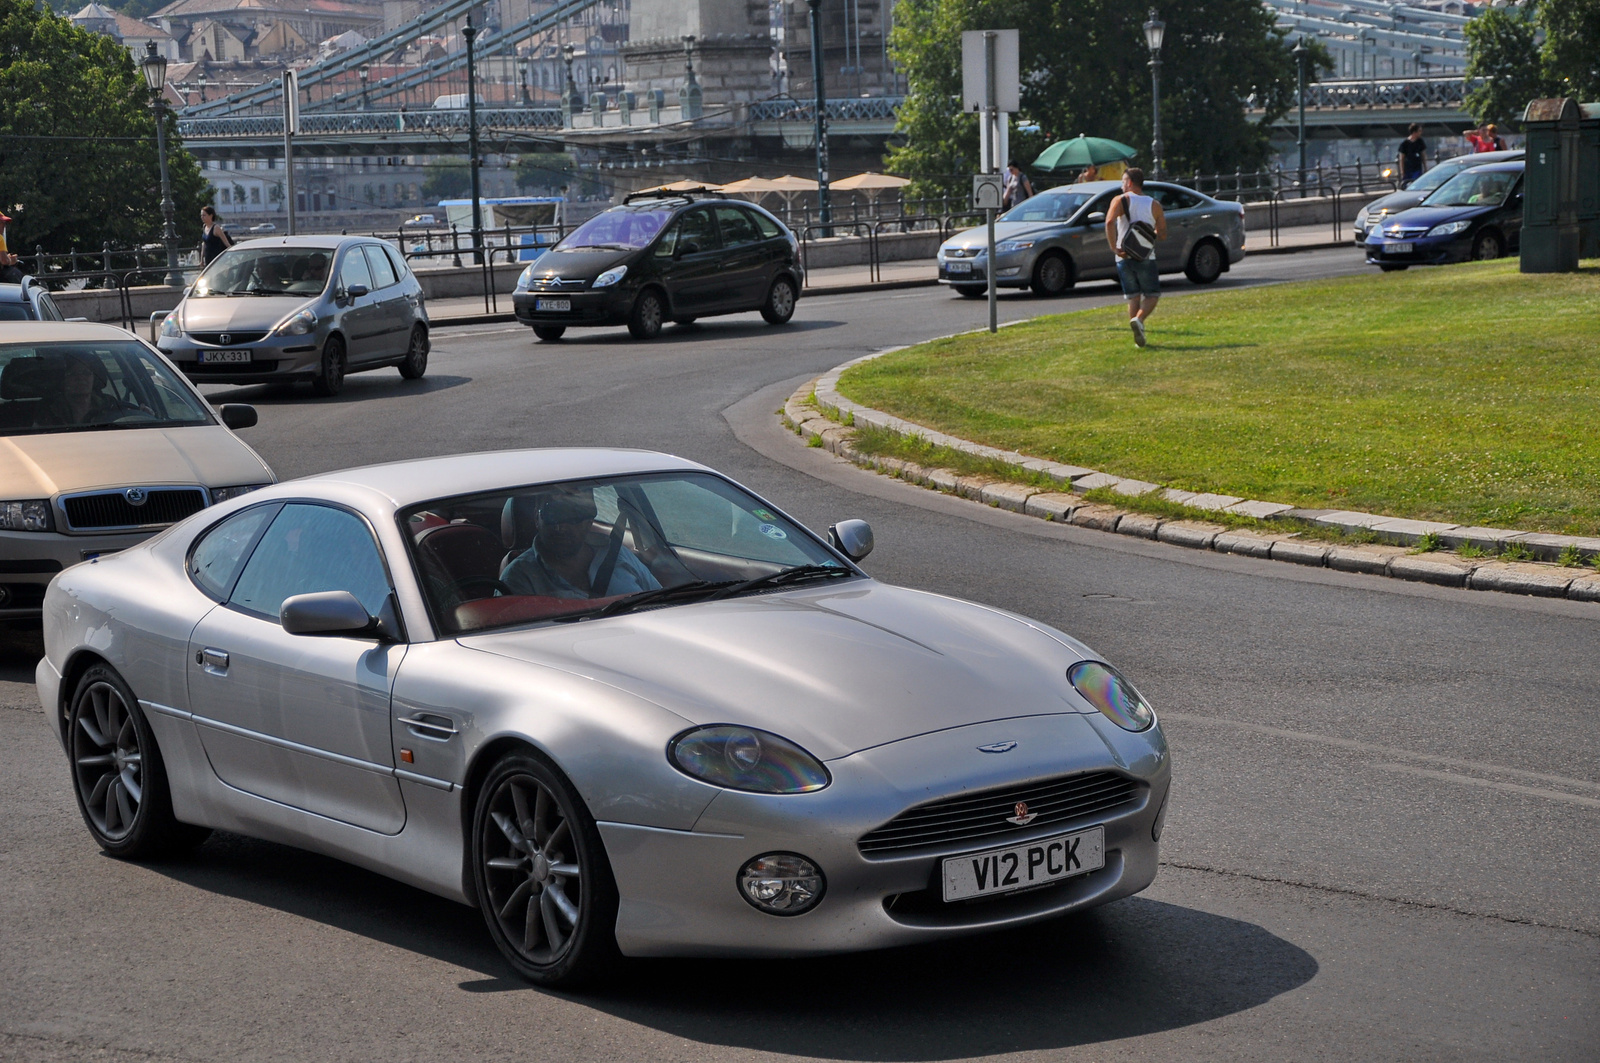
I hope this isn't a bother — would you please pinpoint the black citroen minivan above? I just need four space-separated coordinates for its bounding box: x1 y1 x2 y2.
512 191 804 341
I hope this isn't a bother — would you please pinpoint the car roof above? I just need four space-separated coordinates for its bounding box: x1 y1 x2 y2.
290 448 716 508
225 235 386 250
1442 150 1523 166
0 321 141 343
1456 160 1525 173
0 283 27 303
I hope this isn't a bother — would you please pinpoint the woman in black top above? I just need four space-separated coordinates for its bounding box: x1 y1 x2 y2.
200 205 233 264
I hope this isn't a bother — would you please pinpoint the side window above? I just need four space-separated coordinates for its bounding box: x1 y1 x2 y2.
384 245 410 279
339 248 374 292
189 505 276 601
675 209 719 254
229 503 392 619
749 210 783 240
715 206 759 247
363 246 398 289
36 293 64 321
1151 187 1201 211
1083 191 1117 220
653 220 680 258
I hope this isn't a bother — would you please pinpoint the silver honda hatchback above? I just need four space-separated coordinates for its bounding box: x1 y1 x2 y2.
156 236 430 396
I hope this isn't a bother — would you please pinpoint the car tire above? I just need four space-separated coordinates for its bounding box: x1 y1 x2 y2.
1184 240 1225 285
68 663 210 859
760 275 798 324
472 750 621 988
533 325 567 342
1029 253 1074 297
1378 264 1409 272
627 289 664 339
953 284 986 298
399 326 428 379
311 335 346 397
1472 230 1503 261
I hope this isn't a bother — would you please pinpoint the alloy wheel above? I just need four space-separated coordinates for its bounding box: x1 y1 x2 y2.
480 771 585 966
399 327 428 379
1186 241 1223 284
629 291 663 339
71 680 143 841
313 336 346 396
1032 254 1071 296
762 277 796 323
1473 232 1502 260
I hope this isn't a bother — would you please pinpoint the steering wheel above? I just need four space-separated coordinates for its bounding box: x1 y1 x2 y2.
445 576 514 601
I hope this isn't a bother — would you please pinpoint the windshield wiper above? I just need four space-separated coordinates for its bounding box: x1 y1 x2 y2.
704 564 854 602
575 579 738 620
560 242 633 251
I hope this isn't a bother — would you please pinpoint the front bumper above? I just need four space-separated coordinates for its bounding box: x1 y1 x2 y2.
513 287 633 327
1364 233 1471 267
0 528 151 619
158 332 325 385
937 252 1032 289
601 713 1170 958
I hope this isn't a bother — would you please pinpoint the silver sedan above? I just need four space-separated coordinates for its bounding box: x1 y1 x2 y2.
939 180 1247 296
156 236 430 396
38 449 1171 986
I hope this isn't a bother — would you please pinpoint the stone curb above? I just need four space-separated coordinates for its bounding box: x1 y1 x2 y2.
781 371 1600 606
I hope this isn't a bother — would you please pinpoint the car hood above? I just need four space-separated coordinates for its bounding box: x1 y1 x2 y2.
1375 203 1498 232
945 221 1067 250
461 580 1097 760
0 425 273 498
530 248 634 278
179 296 314 332
1360 189 1429 217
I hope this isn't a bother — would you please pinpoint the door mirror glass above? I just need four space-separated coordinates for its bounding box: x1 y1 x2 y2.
828 518 874 561
281 590 374 636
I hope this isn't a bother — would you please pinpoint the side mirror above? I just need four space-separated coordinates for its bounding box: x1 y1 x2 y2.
1087 212 1107 225
218 403 257 430
345 283 370 299
828 519 874 562
679 241 701 256
281 590 399 639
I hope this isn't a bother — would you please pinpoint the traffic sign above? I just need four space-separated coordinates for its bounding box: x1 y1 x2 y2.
972 174 1004 211
961 30 1019 114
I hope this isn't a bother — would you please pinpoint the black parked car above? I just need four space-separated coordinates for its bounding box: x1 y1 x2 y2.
513 191 804 341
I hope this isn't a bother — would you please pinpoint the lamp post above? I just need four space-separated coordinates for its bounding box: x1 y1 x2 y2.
464 9 483 264
804 0 830 232
197 70 206 103
1292 36 1308 197
140 42 181 288
1143 9 1165 179
359 64 370 111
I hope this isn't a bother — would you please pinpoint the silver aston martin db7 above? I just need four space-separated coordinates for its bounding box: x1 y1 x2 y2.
39 449 1171 986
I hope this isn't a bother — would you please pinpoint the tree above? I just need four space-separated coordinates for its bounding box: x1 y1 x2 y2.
1538 0 1600 102
1464 0 1600 127
421 158 472 201
886 0 1315 195
0 0 208 253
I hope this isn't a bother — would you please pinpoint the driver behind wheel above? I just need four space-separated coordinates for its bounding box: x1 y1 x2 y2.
501 486 660 599
39 353 126 426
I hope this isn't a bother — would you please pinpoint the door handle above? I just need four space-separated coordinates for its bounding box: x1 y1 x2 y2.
197 647 229 673
398 713 458 740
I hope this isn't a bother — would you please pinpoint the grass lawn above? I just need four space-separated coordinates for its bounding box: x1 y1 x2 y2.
836 260 1600 536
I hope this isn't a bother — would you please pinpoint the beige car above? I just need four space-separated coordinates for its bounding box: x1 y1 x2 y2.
0 322 274 619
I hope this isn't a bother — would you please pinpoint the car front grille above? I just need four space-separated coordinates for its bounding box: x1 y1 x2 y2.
1380 227 1429 239
857 771 1142 856
188 331 269 346
528 277 589 291
61 488 207 531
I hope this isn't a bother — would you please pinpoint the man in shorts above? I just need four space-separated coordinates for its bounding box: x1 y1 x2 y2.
1104 168 1167 347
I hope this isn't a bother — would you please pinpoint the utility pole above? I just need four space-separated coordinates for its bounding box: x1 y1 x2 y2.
464 8 484 264
984 29 997 334
282 69 298 235
1293 37 1309 197
805 0 831 235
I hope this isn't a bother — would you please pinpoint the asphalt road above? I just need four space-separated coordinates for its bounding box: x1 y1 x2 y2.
3 247 1596 1062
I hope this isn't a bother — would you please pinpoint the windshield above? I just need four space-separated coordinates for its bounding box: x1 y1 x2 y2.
999 191 1095 223
555 209 673 251
1409 159 1469 193
0 340 212 436
193 246 337 296
404 471 853 635
1423 169 1518 208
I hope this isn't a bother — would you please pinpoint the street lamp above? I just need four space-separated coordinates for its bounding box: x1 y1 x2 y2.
197 70 206 103
804 0 831 232
359 64 370 111
139 41 182 288
1292 36 1309 197
1143 9 1165 179
463 9 483 264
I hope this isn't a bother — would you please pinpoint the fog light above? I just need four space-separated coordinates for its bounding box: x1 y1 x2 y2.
738 853 824 915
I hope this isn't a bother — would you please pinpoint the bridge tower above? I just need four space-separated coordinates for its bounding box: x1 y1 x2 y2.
622 0 777 108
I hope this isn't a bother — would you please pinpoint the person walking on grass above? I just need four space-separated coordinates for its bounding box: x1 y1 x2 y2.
1104 167 1165 347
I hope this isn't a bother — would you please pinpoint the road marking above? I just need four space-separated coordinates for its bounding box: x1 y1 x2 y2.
1163 711 1600 794
1368 762 1600 809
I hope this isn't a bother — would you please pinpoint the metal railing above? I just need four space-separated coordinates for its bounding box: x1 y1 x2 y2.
179 107 563 140
748 97 904 122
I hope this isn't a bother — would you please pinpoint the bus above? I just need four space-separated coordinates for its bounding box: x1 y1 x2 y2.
435 197 565 261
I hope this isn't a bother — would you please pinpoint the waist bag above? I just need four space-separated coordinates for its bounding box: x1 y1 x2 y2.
1119 195 1158 261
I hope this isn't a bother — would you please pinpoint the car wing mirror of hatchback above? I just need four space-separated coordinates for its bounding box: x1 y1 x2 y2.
828 519 874 562
217 403 257 430
679 241 701 256
281 590 399 640
345 283 370 299
1086 211 1107 225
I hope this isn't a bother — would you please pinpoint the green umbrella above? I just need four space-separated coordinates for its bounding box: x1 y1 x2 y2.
1032 135 1139 172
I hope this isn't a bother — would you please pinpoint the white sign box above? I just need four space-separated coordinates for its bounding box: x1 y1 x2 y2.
961 30 1020 113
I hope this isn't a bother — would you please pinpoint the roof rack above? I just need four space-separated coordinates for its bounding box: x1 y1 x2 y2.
622 187 721 204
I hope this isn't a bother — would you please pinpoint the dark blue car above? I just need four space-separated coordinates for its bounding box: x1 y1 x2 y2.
1364 161 1524 271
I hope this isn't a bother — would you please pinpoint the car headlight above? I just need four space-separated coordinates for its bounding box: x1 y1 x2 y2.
0 500 53 532
668 724 829 793
1068 661 1155 732
159 313 182 338
271 308 318 337
738 853 825 915
516 265 537 291
995 240 1035 253
1427 220 1472 237
592 264 628 288
211 484 270 503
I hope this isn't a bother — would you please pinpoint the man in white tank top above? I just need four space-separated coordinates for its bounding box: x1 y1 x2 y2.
1103 168 1167 347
